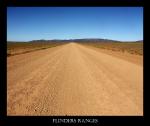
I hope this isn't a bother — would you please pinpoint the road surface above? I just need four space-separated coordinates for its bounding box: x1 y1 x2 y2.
7 43 143 115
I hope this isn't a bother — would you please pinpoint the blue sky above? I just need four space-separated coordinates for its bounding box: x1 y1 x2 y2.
7 7 143 41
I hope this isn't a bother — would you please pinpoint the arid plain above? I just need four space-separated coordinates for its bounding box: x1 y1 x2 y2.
7 42 143 115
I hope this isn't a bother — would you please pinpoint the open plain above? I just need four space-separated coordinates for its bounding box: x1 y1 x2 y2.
7 43 143 116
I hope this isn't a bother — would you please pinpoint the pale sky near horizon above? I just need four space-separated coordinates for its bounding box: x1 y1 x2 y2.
7 7 143 41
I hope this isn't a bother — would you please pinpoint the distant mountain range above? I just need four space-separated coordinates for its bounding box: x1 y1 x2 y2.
8 38 143 43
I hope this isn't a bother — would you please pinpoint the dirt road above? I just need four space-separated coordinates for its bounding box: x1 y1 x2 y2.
7 43 143 115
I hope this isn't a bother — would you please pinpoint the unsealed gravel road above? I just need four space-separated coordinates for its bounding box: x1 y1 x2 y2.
7 43 143 115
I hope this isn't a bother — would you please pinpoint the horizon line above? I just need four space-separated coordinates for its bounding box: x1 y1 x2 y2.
7 38 143 42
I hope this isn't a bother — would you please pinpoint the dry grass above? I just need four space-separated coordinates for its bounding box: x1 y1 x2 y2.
79 42 143 55
7 42 66 56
